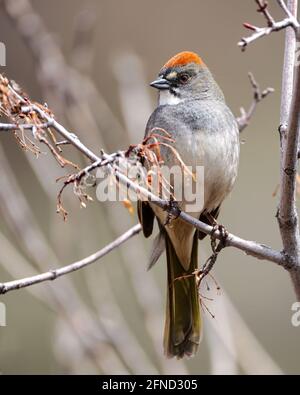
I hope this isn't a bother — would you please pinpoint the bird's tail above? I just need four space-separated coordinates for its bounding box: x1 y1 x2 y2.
164 231 201 358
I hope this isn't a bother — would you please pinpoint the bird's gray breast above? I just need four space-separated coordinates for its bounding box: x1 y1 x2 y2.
145 99 239 213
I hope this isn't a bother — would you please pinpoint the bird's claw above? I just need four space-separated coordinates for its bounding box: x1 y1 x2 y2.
210 223 228 249
163 199 181 226
198 223 228 286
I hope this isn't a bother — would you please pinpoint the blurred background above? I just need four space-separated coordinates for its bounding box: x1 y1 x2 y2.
0 0 299 374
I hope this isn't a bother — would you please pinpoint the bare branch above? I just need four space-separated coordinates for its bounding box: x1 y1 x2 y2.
0 121 53 131
278 0 299 23
255 0 276 26
277 0 300 299
238 0 299 50
237 72 274 132
0 224 142 295
32 115 293 268
0 206 296 295
0 74 298 279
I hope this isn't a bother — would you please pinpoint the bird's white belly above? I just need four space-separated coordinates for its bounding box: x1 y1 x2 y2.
150 126 239 270
168 127 238 214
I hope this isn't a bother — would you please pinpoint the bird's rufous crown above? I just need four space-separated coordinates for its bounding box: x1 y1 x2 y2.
162 51 204 69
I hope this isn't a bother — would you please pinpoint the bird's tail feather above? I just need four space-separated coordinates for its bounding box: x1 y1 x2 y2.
164 231 201 358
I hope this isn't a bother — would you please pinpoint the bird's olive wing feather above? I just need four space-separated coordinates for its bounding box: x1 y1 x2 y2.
198 206 220 240
164 230 201 358
137 200 155 238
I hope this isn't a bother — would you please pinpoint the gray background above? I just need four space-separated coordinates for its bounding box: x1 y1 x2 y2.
0 0 299 374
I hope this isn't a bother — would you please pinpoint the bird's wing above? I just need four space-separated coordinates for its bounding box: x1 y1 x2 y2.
198 205 220 240
137 200 154 238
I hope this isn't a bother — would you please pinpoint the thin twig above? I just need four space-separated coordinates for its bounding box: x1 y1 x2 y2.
0 224 142 295
278 0 299 24
237 72 274 132
1 84 297 272
1 60 299 295
255 0 276 27
238 0 299 50
277 0 300 300
0 121 53 131
0 143 126 372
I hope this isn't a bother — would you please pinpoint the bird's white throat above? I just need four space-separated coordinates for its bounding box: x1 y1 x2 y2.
159 90 183 106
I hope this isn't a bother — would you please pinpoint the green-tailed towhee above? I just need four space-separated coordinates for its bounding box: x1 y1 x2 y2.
138 51 239 359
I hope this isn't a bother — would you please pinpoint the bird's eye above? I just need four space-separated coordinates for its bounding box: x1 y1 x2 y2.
179 73 190 84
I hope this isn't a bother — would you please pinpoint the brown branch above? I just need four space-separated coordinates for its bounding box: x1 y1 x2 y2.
237 72 274 132
238 0 299 50
238 1 300 299
0 224 142 295
0 121 53 131
19 107 294 269
24 111 295 267
0 74 297 276
277 0 300 300
255 0 276 26
0 28 178 369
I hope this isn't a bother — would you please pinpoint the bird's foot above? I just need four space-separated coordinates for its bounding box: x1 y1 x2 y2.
210 223 229 249
205 211 219 226
198 223 228 285
163 199 181 226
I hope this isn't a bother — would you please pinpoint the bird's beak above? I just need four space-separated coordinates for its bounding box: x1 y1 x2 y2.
150 77 170 90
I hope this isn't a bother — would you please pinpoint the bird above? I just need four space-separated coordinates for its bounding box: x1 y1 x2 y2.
138 51 239 359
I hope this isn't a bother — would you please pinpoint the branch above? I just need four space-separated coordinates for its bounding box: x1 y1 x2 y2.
1 73 273 137
237 72 274 132
277 0 300 299
0 74 298 276
0 224 142 295
0 211 296 296
238 0 299 50
1 62 183 371
25 115 295 267
23 110 296 268
0 121 53 131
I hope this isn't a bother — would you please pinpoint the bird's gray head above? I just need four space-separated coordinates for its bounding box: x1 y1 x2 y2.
150 51 224 105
